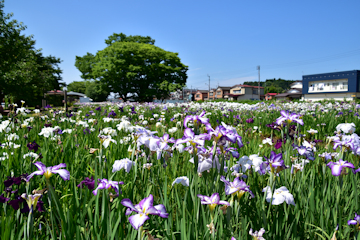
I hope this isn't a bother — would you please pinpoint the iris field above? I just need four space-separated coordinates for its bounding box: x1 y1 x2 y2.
1 100 360 239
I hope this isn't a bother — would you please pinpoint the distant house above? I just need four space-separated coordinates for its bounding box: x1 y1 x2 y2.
265 93 278 100
214 86 232 99
208 89 216 100
228 85 264 101
195 90 208 101
302 70 360 101
275 81 303 100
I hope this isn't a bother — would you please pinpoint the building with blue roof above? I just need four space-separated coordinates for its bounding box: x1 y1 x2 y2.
302 70 360 101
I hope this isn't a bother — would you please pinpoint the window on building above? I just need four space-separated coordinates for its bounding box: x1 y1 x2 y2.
217 91 221 95
332 83 338 90
233 90 241 94
196 94 200 98
342 82 348 90
209 92 213 96
253 89 257 94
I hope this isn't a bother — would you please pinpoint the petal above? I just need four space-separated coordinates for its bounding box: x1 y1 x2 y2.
139 194 154 212
218 200 230 206
210 193 220 204
154 204 168 218
26 170 44 181
269 194 285 205
348 219 358 225
282 192 296 206
33 162 47 171
51 169 70 181
128 213 149 230
121 199 137 212
330 165 342 176
51 163 66 170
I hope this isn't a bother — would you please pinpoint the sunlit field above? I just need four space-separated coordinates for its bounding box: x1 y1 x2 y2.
1 100 360 239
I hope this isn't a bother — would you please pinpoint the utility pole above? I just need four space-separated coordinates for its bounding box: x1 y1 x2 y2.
257 65 260 100
206 74 210 100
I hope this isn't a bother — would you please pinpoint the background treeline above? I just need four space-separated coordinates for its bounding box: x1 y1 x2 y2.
244 78 297 94
0 0 63 107
67 81 110 102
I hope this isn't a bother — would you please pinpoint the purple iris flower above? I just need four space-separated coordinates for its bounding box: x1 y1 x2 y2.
176 128 210 146
197 193 230 211
27 126 33 131
83 128 91 135
27 162 70 181
107 110 116 117
183 110 209 128
26 141 40 152
274 139 283 149
77 177 95 190
121 194 168 230
266 122 281 131
293 145 315 161
246 118 254 123
92 179 124 195
158 133 176 150
95 106 101 111
44 123 52 127
333 138 355 151
348 213 360 225
8 196 25 210
44 105 52 109
220 176 254 197
260 151 285 175
327 159 354 176
66 113 73 118
276 110 304 126
0 194 10 203
4 176 22 187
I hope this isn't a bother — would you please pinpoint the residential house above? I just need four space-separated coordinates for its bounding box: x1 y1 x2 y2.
214 86 232 99
301 70 360 101
195 90 208 101
265 93 278 100
275 81 303 100
208 89 216 100
228 85 264 101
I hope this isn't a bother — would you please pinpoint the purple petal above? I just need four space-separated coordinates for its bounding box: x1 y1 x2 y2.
51 169 70 181
128 213 149 230
154 204 168 218
51 163 67 170
33 162 47 171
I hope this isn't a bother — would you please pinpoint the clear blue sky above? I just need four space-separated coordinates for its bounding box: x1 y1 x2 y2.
5 0 360 90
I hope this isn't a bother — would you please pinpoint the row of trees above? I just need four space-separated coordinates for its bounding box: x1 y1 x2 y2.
243 78 296 94
0 0 63 107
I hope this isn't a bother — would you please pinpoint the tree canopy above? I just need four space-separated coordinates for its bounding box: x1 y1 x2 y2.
0 0 62 106
244 78 297 94
75 33 187 102
67 80 109 102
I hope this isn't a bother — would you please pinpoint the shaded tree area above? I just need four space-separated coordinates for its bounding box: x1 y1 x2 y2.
67 80 109 102
243 78 297 94
0 0 63 107
75 33 187 102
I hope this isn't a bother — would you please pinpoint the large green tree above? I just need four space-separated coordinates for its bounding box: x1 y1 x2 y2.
0 0 62 106
67 81 87 94
75 33 187 102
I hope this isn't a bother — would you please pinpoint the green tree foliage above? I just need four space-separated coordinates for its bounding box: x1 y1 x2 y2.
75 33 187 102
244 78 297 94
67 81 87 94
0 0 62 106
85 81 109 102
105 33 155 46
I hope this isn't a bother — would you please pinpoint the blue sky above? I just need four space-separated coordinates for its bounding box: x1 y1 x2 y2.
5 0 360 90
